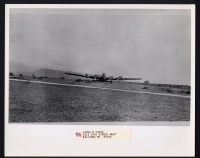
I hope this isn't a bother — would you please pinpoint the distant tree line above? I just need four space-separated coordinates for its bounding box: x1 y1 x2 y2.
132 81 190 89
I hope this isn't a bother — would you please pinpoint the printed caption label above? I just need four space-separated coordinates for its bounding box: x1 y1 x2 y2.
75 130 132 139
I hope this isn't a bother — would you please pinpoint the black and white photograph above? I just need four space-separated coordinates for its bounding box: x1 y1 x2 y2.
8 7 192 123
5 4 195 157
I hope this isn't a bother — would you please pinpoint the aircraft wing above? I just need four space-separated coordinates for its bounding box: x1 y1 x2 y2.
65 72 100 79
65 72 86 77
123 78 142 80
111 77 142 80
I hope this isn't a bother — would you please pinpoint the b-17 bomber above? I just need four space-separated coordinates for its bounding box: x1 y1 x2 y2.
65 72 142 83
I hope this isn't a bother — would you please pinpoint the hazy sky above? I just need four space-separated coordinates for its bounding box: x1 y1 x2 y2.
9 9 191 85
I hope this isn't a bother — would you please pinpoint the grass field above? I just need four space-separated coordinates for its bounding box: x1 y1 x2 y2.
10 77 191 96
9 80 190 122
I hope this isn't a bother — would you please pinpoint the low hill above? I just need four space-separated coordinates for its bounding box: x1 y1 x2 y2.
32 68 89 80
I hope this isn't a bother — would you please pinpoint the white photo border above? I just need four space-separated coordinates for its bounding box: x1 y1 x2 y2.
5 4 195 156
